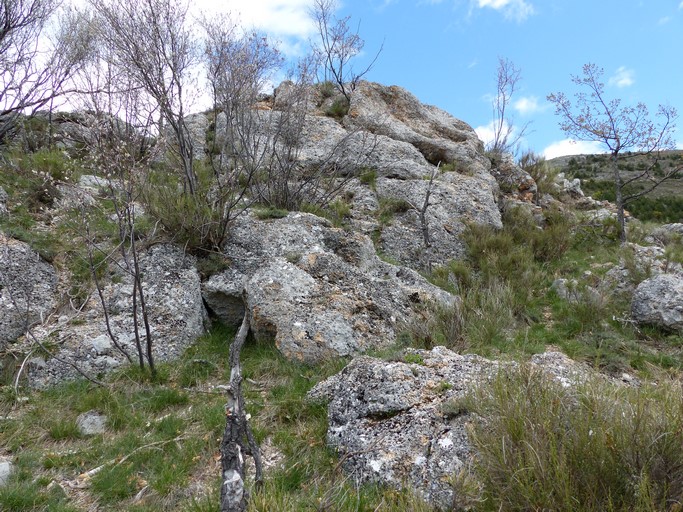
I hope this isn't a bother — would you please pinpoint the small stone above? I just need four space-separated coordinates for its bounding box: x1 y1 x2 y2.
0 460 13 487
90 335 112 355
76 410 107 436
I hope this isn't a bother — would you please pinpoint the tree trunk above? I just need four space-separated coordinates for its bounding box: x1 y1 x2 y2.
220 311 262 512
612 152 627 244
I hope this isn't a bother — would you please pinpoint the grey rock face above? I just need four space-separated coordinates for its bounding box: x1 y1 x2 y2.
204 212 455 363
76 410 107 436
24 244 207 388
309 348 594 509
0 234 58 348
632 273 683 331
370 174 502 269
343 82 491 177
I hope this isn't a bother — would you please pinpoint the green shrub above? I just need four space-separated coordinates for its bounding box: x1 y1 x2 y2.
317 80 336 100
462 366 683 511
254 206 289 220
377 197 412 225
359 167 377 188
325 97 350 119
143 163 237 251
519 150 559 199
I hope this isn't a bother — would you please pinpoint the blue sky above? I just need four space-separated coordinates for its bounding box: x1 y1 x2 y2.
216 0 683 159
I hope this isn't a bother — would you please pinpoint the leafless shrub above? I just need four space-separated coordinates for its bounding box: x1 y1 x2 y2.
310 0 382 101
0 0 91 143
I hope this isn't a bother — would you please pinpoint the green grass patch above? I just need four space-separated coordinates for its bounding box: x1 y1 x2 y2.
460 365 683 511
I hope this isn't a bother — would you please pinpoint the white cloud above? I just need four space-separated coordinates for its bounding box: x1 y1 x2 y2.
474 122 498 147
542 139 605 159
679 1 683 9
474 120 526 149
513 96 547 115
658 16 672 25
608 66 635 88
474 0 535 22
194 0 316 41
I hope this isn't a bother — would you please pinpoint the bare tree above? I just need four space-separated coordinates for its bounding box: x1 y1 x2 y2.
0 0 91 143
203 18 283 212
547 63 679 242
204 17 372 213
71 35 161 375
310 0 381 101
90 0 198 195
487 57 529 157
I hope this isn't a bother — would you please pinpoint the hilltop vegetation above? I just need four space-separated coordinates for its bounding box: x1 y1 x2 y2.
550 150 683 223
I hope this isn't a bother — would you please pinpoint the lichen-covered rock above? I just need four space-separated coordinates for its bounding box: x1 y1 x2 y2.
76 410 107 436
369 174 502 269
631 273 683 331
24 244 207 388
308 348 595 509
204 211 455 363
0 459 12 487
601 243 683 298
490 152 537 201
343 82 491 177
0 234 58 348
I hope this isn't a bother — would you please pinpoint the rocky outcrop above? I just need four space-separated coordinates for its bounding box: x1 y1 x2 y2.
489 153 537 201
23 244 207 388
0 234 58 348
631 273 683 332
203 212 455 363
343 82 491 176
308 348 597 509
601 243 683 298
370 174 502 268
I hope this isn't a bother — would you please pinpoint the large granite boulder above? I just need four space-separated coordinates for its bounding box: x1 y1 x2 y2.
23 244 207 388
308 348 596 509
0 234 58 349
343 82 492 177
369 173 502 269
202 211 456 363
631 273 683 332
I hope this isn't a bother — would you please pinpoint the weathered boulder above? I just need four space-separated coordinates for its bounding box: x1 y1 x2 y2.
601 243 683 298
0 234 58 348
0 459 12 487
298 115 435 180
308 348 596 509
555 172 584 198
369 174 502 269
24 244 207 388
343 82 492 177
631 273 683 331
489 152 537 201
203 211 455 363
